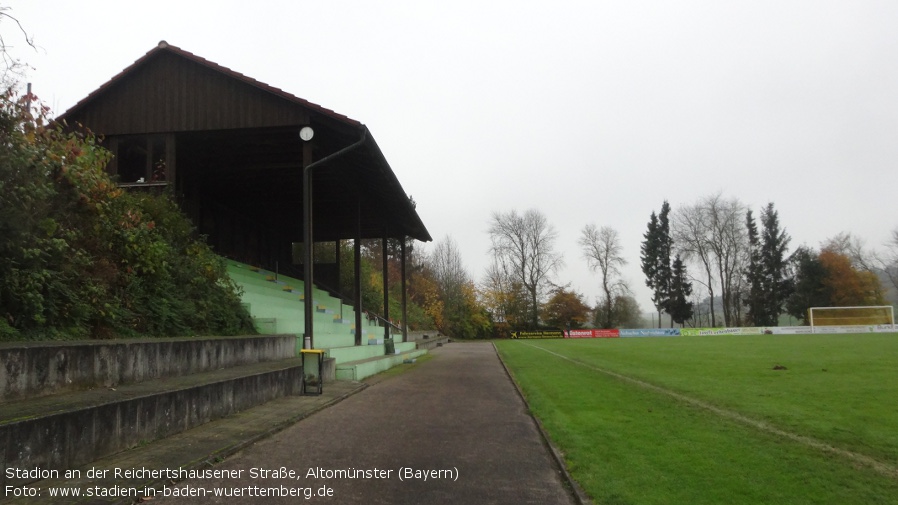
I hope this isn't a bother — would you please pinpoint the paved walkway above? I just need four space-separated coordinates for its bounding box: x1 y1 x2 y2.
150 342 578 505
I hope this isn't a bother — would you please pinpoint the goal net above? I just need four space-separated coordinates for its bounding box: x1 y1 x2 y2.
808 306 895 333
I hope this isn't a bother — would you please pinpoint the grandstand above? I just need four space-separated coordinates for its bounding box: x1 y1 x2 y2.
56 41 433 378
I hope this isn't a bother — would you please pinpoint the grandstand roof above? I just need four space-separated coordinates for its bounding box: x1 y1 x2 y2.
57 41 431 244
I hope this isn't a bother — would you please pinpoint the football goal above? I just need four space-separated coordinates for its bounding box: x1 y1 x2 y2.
808 306 895 333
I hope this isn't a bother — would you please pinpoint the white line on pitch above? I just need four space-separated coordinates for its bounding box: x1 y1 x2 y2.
522 342 898 480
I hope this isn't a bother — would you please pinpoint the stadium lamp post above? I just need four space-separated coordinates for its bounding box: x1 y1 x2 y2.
300 126 315 350
299 126 368 351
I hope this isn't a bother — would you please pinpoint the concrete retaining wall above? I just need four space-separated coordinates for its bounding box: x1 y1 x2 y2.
415 337 450 351
407 330 449 350
0 335 295 402
407 330 445 341
2 359 303 487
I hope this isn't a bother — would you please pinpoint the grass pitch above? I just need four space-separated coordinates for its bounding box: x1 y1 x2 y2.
495 334 898 505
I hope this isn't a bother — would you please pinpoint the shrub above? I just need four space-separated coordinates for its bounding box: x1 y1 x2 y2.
0 89 254 340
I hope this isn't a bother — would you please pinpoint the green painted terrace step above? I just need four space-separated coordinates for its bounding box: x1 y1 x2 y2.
326 340 416 364
226 259 429 378
227 261 359 339
335 348 427 381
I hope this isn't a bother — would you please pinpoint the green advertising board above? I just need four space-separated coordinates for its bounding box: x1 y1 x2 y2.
510 330 565 339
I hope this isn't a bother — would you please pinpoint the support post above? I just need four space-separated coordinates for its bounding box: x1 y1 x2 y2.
165 133 176 192
382 235 390 341
354 206 363 346
335 240 342 320
302 140 314 350
401 237 408 343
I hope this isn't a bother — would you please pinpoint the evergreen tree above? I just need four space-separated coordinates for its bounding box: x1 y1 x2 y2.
744 203 792 326
785 247 829 324
759 203 792 325
640 211 661 325
657 201 673 314
744 209 765 324
668 254 693 325
640 201 674 327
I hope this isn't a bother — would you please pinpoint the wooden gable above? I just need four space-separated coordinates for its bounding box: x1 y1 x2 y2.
61 42 356 136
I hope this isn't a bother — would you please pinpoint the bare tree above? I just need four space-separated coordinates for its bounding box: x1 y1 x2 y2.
690 285 709 327
488 209 563 328
673 193 749 327
430 235 469 299
481 258 527 328
579 224 628 328
705 194 749 326
429 235 468 322
427 235 489 338
822 232 877 271
673 202 718 326
482 260 508 323
0 6 36 84
884 227 898 295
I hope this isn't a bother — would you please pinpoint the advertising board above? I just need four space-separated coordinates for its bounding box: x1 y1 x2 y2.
565 329 620 338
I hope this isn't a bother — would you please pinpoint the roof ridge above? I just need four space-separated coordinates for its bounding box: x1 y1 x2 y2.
58 41 362 128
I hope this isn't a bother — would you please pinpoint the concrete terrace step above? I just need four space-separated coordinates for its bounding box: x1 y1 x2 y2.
311 333 357 350
0 358 305 489
409 334 451 351
335 349 428 381
3 380 368 505
326 344 389 364
227 261 361 341
245 317 356 337
0 335 297 404
226 264 331 301
324 340 417 365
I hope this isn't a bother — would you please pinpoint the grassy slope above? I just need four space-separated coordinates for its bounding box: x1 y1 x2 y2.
496 335 898 505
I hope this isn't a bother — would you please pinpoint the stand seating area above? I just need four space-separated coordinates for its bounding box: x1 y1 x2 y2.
225 260 427 381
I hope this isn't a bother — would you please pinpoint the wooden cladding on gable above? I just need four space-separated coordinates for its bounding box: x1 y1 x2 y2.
67 52 310 135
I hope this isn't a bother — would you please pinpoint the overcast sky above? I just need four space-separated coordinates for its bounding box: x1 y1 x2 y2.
5 0 898 312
